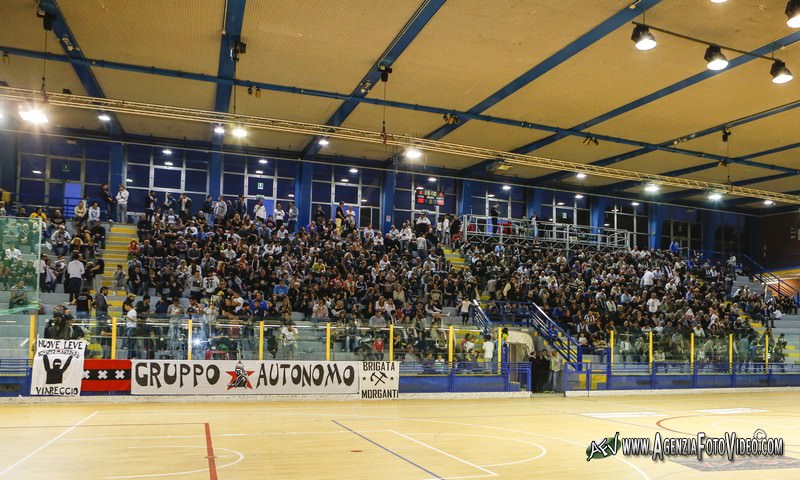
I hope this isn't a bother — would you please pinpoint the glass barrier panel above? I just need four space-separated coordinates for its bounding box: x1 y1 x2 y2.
0 216 42 315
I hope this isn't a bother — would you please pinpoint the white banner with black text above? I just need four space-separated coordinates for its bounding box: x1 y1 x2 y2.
131 360 399 397
30 339 86 396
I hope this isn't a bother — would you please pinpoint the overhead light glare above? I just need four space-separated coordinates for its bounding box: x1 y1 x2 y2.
771 60 793 84
126 178 133 183
502 184 511 191
232 126 247 138
704 45 728 71
214 125 225 134
557 202 565 206
427 177 437 182
19 105 48 124
288 194 295 198
350 168 359 174
162 149 172 155
405 147 423 160
255 170 263 174
632 202 640 206
763 199 775 206
645 183 660 193
341 178 349 183
710 0 728 3
164 161 173 166
488 194 495 198
97 113 111 122
575 194 584 199
361 199 368 203
576 173 587 180
32 170 42 175
708 192 723 201
258 158 268 164
788 0 800 28
631 25 657 51
318 138 330 147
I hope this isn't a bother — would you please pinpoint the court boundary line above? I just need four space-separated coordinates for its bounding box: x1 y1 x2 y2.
390 430 498 478
332 420 443 479
0 410 98 478
204 423 218 480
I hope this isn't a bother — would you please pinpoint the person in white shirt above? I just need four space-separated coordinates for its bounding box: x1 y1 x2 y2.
274 203 286 228
87 202 101 223
116 185 129 224
124 303 140 359
640 268 655 287
254 200 267 222
66 256 85 301
646 293 661 314
5 244 22 261
213 196 227 224
280 323 298 359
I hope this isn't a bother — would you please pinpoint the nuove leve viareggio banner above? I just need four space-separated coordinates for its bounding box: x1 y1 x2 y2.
30 339 86 396
131 360 399 398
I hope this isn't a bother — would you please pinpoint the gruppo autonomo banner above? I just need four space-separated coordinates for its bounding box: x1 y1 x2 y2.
132 360 399 399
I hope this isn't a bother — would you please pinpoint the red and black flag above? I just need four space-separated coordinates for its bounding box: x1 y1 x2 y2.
81 359 132 392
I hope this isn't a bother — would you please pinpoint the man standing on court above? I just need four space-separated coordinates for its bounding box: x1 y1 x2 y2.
116 185 129 224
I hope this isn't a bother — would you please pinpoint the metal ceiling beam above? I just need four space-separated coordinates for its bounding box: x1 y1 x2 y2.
212 0 247 137
424 0 663 141
538 98 800 187
37 0 122 137
2 86 798 205
516 30 800 154
301 0 447 158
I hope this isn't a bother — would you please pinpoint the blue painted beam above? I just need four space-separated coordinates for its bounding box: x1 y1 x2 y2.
518 30 800 154
302 0 447 158
37 0 122 138
424 0 663 141
210 0 247 199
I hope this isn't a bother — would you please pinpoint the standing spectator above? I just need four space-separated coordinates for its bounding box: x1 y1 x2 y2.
113 264 127 292
213 196 227 225
490 203 500 234
145 190 158 222
234 194 247 217
73 287 93 320
280 322 298 360
287 201 298 233
274 203 286 229
179 193 192 221
116 185 129 224
73 200 87 231
253 200 267 222
66 255 85 302
99 184 114 222
202 195 213 225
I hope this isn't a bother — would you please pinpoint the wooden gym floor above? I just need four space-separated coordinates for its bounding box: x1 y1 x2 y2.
0 392 799 479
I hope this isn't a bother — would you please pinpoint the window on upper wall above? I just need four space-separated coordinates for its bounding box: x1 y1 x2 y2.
85 142 110 161
49 159 82 181
153 168 182 190
85 161 110 185
313 164 332 181
276 178 294 200
127 145 151 165
184 170 207 193
311 182 331 203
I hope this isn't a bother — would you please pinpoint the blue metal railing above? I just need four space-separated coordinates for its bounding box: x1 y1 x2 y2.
469 301 493 335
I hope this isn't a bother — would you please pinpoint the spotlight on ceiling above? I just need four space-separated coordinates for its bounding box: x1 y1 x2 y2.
18 105 48 124
644 183 660 193
632 202 640 206
763 199 775 206
318 138 330 147
231 126 247 138
405 147 423 160
708 192 723 201
631 25 657 51
704 45 728 71
576 172 587 180
97 113 111 122
162 149 172 155
710 0 728 3
214 125 225 134
258 158 268 164
428 177 437 182
771 60 794 84
502 185 511 191
350 168 359 174
788 0 800 28
575 194 584 199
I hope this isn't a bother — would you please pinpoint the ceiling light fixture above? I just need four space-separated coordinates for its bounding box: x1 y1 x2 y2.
576 173 587 180
162 149 172 155
164 161 173 166
126 178 133 183
232 126 247 138
788 0 800 28
341 178 348 183
557 202 565 206
704 45 728 71
255 170 263 174
258 158 268 164
405 147 423 160
428 177 437 182
631 24 657 51
764 199 775 206
710 0 728 3
318 138 330 147
771 60 794 84
350 168 359 174
502 184 511 191
18 105 48 124
632 201 640 206
708 192 723 201
288 194 295 198
97 113 111 122
575 194 584 199
488 194 495 198
32 170 42 175
645 183 660 193
214 125 225 134
361 199 368 203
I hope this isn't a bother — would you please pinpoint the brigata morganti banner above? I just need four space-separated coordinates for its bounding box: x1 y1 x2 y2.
131 360 399 398
30 339 86 396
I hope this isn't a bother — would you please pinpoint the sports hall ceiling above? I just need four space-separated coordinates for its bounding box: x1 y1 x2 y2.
1 0 799 211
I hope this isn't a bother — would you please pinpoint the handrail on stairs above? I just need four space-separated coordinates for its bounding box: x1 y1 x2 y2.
742 254 800 301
